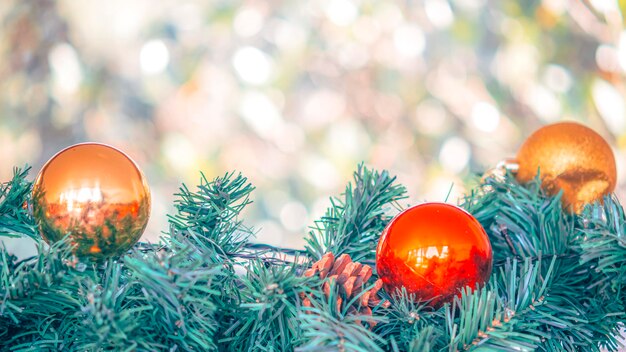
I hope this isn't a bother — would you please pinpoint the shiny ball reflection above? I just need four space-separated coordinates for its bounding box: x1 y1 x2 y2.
376 203 493 307
32 143 151 259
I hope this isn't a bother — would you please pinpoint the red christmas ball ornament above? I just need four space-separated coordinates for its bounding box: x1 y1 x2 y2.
376 203 492 307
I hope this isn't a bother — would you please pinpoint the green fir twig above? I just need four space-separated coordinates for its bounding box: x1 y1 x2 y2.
0 167 37 239
305 163 407 263
0 165 625 351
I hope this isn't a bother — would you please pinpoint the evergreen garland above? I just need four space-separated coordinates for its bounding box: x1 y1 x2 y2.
0 164 624 351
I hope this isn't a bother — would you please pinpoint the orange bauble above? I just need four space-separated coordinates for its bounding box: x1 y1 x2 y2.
376 203 492 307
32 143 151 259
516 122 616 213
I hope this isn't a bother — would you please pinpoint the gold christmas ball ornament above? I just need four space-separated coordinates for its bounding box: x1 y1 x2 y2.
32 143 151 259
516 122 616 213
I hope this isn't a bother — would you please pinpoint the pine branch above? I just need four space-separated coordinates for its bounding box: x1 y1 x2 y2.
578 196 626 286
464 174 573 261
1 164 625 351
168 171 255 263
296 281 386 352
572 196 626 351
0 166 38 239
69 262 147 351
374 289 444 351
121 244 225 351
406 325 439 352
0 237 79 349
446 257 555 352
305 164 407 263
220 259 312 351
463 174 626 351
0 171 252 350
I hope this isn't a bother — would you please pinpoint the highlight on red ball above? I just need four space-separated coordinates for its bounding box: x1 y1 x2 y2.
375 202 493 308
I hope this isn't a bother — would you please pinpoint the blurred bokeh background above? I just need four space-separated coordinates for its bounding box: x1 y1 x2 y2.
2 0 626 255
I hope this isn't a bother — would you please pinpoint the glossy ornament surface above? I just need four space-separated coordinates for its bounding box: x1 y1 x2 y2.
516 122 616 213
32 143 150 259
376 203 492 307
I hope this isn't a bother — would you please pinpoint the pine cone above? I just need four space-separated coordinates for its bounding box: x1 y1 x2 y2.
301 253 390 328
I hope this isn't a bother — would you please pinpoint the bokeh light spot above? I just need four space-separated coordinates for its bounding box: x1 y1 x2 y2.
592 79 626 134
140 40 169 75
439 137 471 173
618 32 626 73
49 43 82 96
239 92 283 139
471 102 500 133
280 201 309 231
425 0 454 28
232 46 273 85
325 0 358 26
393 24 426 58
233 6 265 37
